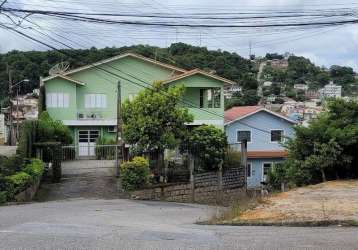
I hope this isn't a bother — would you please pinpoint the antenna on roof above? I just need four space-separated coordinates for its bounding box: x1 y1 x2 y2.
49 62 70 76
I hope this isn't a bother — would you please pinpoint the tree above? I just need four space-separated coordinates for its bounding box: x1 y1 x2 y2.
303 140 342 182
285 99 357 185
122 82 193 167
185 125 227 171
225 89 260 109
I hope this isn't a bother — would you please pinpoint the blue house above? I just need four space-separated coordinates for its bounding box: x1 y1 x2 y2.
224 106 297 188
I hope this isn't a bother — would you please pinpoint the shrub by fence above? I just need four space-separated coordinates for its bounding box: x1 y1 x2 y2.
121 157 150 191
0 158 45 203
131 167 245 205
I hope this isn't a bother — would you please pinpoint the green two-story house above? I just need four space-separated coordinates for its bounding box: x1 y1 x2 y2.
41 53 235 156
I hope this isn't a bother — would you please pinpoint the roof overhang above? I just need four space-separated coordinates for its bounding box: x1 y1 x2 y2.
247 150 288 159
224 108 297 126
42 53 187 82
162 69 236 86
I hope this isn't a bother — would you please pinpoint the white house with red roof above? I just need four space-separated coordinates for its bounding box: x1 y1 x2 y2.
224 106 297 188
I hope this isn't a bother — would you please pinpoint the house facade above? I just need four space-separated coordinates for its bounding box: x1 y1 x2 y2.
225 106 296 188
41 53 234 156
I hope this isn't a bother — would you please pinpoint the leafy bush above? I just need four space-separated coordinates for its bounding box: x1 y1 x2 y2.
23 159 45 182
185 125 227 171
223 148 241 169
0 191 6 204
5 172 32 198
0 158 44 201
0 155 25 176
121 156 150 191
17 111 72 158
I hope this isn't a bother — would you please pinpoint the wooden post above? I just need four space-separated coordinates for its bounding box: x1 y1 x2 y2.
189 154 195 202
240 139 248 193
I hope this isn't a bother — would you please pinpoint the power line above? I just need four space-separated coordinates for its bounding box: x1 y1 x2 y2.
1 7 358 29
0 21 289 138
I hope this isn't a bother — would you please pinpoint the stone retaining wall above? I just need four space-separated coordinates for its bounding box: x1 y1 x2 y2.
131 167 245 205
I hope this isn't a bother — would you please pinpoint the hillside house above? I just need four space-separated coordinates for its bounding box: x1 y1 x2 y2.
41 53 235 157
225 106 297 188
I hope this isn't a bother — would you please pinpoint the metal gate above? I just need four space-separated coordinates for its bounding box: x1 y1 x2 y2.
61 144 121 180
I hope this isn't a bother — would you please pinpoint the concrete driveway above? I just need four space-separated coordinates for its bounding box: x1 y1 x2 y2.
35 160 124 201
1 199 357 250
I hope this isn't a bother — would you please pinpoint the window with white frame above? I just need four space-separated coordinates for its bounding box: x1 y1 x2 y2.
237 130 251 142
46 93 69 108
263 163 272 182
85 94 107 108
247 163 252 178
199 88 221 108
271 130 284 142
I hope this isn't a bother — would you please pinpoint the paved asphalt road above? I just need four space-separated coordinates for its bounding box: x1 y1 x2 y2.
1 199 358 250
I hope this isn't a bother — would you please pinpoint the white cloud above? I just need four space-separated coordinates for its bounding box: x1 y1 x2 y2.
0 0 357 71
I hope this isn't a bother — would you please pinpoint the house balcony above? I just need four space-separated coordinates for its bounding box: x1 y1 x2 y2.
62 109 116 126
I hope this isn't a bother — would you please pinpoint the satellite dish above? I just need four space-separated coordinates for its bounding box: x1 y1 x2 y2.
49 62 70 76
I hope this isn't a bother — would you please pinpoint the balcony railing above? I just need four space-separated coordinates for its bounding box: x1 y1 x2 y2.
77 109 107 120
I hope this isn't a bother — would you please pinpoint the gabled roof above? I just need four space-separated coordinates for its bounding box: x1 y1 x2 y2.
56 75 86 86
42 53 187 82
161 69 237 86
224 106 297 125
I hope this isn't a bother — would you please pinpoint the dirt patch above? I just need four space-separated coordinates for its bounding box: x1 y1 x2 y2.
219 180 358 225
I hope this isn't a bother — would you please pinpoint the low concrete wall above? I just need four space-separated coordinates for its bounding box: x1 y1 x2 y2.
14 178 41 202
131 167 246 205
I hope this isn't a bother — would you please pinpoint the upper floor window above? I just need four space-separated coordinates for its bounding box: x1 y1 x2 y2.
271 130 284 142
46 93 69 108
237 130 251 143
199 88 221 108
85 94 106 108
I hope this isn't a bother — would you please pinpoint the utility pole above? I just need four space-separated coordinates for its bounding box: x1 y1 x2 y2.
116 80 123 177
7 64 13 146
249 40 252 59
15 87 19 140
240 139 248 193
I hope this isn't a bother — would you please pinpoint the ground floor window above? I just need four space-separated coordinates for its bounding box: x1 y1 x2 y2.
263 162 272 182
247 163 252 178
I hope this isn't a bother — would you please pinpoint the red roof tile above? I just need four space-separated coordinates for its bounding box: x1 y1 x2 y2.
224 106 262 123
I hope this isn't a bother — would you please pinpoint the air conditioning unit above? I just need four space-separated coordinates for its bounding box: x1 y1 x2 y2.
78 113 84 119
108 126 117 133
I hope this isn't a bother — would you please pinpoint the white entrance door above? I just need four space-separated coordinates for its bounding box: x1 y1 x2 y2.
78 130 99 157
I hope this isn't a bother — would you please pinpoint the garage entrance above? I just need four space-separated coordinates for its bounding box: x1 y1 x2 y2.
78 130 100 157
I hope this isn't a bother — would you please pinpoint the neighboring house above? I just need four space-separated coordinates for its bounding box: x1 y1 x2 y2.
225 106 297 188
223 84 242 99
293 84 308 91
2 93 39 143
320 81 342 99
41 53 235 157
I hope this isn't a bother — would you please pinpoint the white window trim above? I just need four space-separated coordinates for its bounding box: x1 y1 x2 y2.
85 93 107 108
46 92 69 108
236 129 252 144
270 129 285 143
262 162 273 182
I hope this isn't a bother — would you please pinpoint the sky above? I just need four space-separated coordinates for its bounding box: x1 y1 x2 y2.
0 0 358 71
